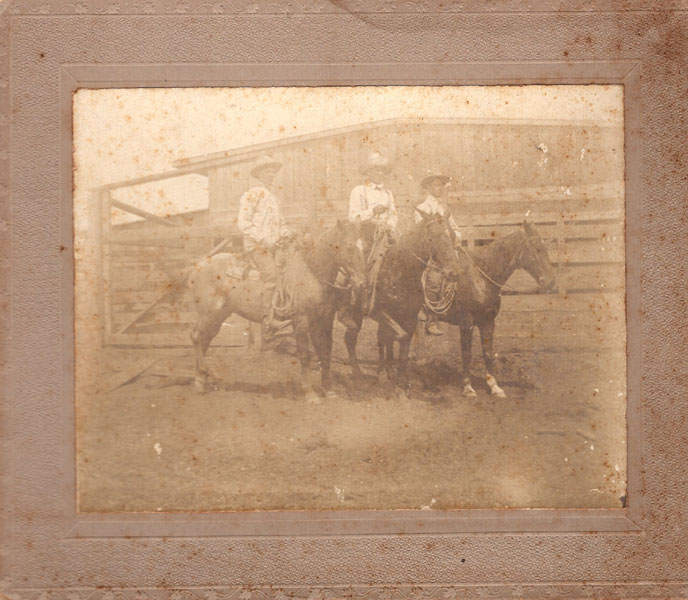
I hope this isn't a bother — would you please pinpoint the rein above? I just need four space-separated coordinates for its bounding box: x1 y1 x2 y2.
455 243 519 293
414 221 459 315
455 232 540 293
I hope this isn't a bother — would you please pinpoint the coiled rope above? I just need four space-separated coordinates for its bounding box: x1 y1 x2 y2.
271 271 298 319
421 263 457 316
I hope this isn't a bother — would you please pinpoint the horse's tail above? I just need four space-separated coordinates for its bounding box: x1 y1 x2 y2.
156 261 194 304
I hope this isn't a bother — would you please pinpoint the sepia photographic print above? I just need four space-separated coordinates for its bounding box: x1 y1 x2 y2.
73 85 627 513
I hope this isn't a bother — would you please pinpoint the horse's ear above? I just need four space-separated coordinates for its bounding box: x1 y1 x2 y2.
522 220 536 236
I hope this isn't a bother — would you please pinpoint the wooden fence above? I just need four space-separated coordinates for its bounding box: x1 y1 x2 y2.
93 187 624 350
93 189 251 348
87 116 625 350
451 194 625 350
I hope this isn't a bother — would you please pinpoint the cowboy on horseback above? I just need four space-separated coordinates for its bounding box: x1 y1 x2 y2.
348 151 399 241
415 169 462 336
237 154 293 338
340 151 399 325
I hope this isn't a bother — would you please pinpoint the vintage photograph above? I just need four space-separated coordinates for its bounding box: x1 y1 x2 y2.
73 86 627 512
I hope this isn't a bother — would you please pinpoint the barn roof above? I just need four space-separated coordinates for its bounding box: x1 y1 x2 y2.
171 115 622 175
95 115 621 192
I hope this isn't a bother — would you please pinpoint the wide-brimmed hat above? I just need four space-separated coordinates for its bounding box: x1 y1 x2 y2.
250 154 282 177
360 151 392 175
421 169 451 189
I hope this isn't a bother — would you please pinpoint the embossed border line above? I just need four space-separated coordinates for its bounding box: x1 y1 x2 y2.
5 0 688 16
8 581 688 600
60 61 643 538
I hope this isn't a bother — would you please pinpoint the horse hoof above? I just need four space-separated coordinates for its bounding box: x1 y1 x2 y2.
305 391 322 404
491 388 508 399
377 371 393 385
325 389 339 400
395 388 410 402
463 387 478 398
194 377 209 393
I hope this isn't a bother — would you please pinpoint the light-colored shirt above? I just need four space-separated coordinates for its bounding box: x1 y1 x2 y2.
238 185 289 250
415 194 462 240
348 182 398 231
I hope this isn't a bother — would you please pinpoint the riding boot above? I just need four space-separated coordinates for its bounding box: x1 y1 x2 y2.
261 282 281 344
424 312 444 336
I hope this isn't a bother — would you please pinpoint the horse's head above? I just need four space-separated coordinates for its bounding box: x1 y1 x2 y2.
518 221 556 292
333 219 367 290
416 209 460 282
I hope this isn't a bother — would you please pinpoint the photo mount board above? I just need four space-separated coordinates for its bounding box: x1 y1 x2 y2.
1 2 686 598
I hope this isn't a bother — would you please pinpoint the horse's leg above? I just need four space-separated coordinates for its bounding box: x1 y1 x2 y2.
459 324 477 397
478 317 507 399
377 323 395 383
190 302 230 392
377 323 390 382
308 306 337 400
395 324 415 395
344 312 364 381
292 315 317 401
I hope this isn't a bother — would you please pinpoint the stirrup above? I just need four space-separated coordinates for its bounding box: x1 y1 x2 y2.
425 321 444 336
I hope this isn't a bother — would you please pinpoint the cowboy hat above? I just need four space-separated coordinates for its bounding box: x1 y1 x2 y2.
250 154 282 177
360 151 392 174
421 169 451 189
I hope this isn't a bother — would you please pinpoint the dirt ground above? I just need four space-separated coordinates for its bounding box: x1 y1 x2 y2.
76 319 627 512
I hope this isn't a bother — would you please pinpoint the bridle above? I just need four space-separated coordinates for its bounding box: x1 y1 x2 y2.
412 217 453 272
455 231 544 293
327 237 366 291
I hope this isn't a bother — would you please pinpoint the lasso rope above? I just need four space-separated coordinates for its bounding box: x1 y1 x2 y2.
271 270 298 319
364 223 391 316
421 264 457 316
271 252 352 319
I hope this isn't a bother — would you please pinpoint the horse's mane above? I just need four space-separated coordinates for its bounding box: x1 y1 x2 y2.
468 229 526 279
296 223 347 284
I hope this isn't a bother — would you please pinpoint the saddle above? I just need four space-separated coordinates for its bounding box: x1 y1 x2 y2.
224 249 298 321
224 254 262 282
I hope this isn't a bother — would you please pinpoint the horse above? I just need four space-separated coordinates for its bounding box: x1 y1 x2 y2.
186 219 366 400
343 211 463 394
434 221 556 399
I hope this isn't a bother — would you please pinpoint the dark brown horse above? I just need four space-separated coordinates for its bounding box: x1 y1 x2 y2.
437 221 556 398
187 220 366 400
344 212 463 393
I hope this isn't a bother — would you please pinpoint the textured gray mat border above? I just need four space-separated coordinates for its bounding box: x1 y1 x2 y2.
1 2 686 597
